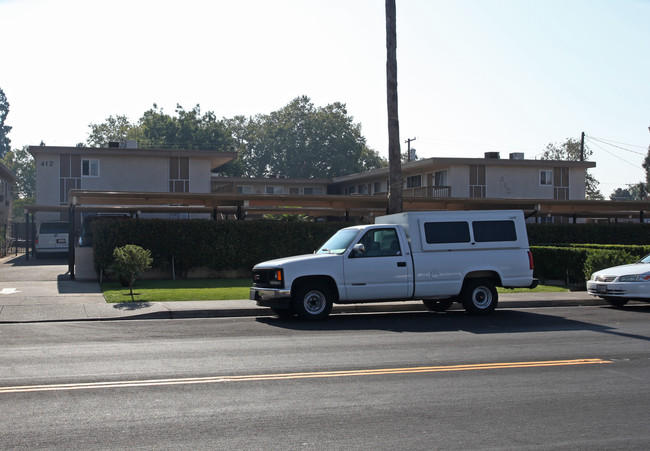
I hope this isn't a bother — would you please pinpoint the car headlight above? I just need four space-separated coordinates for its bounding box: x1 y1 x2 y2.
618 273 650 282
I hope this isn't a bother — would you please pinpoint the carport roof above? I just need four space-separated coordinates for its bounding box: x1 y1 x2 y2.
21 189 650 221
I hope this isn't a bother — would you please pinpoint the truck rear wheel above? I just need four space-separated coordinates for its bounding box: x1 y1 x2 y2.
422 298 455 312
460 279 498 315
292 283 333 320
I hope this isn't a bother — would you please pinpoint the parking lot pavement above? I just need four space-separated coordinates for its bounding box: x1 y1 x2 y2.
0 254 605 323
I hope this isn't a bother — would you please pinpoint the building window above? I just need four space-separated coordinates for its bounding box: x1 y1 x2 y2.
60 154 81 204
434 170 448 187
303 187 323 195
265 186 283 194
540 170 553 186
237 185 253 194
553 167 569 200
373 181 383 193
169 157 189 192
406 175 421 188
82 159 99 177
469 164 486 198
358 184 368 195
348 186 356 195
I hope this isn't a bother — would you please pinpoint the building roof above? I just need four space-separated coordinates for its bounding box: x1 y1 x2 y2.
29 146 238 170
0 161 19 183
25 189 644 221
330 156 596 185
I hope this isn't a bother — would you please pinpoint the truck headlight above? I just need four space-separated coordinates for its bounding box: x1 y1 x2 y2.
269 269 283 286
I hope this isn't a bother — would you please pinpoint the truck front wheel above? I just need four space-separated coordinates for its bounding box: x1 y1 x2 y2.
292 283 333 320
460 279 498 315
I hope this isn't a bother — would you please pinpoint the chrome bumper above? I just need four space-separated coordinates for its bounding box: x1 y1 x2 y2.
250 287 292 308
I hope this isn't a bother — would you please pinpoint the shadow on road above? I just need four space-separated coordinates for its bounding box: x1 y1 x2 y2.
256 307 650 343
3 254 68 266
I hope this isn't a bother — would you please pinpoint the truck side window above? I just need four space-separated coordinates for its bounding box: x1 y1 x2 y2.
356 228 401 257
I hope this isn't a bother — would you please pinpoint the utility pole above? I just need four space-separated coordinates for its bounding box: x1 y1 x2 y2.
580 131 585 161
386 0 402 214
405 137 416 162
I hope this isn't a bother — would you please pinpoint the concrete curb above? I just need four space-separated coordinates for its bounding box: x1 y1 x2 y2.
0 292 607 324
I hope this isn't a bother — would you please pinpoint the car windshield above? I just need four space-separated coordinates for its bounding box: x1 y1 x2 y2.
316 229 359 254
639 254 650 264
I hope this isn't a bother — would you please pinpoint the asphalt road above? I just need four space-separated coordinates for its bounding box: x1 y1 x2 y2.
1 305 649 450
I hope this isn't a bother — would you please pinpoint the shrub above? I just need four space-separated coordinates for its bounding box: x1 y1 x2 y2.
112 244 153 301
582 249 636 282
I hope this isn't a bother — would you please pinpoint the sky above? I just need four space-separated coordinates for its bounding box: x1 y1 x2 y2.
1 0 649 195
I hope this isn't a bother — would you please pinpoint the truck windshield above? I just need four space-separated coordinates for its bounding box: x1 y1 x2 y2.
317 229 359 254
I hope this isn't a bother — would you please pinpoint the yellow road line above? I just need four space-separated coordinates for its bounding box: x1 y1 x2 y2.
0 359 611 394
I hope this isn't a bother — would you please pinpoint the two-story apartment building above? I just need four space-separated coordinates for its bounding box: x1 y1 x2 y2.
30 144 237 225
329 152 595 202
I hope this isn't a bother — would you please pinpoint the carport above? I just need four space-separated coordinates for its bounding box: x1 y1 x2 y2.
23 189 650 280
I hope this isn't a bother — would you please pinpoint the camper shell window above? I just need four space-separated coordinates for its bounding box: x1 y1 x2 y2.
472 220 517 242
424 221 471 244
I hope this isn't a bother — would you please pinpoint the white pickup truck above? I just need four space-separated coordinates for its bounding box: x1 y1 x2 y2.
250 210 538 320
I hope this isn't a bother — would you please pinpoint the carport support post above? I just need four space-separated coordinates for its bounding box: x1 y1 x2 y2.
68 204 75 280
640 210 645 223
24 211 30 261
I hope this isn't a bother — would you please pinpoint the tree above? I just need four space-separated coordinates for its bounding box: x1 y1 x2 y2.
86 115 134 147
0 146 36 218
541 138 603 199
610 183 647 201
86 104 234 151
112 244 153 301
136 104 234 151
642 144 650 186
0 87 12 157
386 0 402 214
233 96 386 178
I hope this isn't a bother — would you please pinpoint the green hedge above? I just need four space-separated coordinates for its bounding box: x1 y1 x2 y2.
527 223 650 245
91 218 650 285
92 219 349 277
531 245 649 287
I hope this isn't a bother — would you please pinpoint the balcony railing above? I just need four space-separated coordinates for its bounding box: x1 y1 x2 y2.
403 186 451 198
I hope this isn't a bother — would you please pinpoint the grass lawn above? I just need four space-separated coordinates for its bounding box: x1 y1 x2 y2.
102 278 568 303
101 278 251 303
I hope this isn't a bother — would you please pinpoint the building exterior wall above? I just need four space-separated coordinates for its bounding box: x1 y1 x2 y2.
331 157 594 201
211 176 329 196
31 146 227 225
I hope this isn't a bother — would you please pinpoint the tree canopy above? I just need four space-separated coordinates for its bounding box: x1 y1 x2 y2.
541 137 602 199
88 97 387 179
87 104 234 151
0 87 12 157
222 96 386 178
0 145 36 218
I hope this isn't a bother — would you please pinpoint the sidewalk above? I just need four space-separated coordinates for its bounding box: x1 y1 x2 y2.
0 254 604 323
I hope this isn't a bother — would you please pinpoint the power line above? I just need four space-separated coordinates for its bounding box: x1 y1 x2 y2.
586 135 647 155
587 139 642 169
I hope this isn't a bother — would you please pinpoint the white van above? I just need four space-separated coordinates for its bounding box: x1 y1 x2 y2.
35 221 69 257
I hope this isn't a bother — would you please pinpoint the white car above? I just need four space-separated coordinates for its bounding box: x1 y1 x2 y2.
587 254 650 307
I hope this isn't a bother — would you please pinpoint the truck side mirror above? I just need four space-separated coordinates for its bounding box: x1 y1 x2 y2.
351 243 365 258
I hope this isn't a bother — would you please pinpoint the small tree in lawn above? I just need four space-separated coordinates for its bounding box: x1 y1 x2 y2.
113 245 152 301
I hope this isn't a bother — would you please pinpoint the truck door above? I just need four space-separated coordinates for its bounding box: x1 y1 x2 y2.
343 227 411 301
